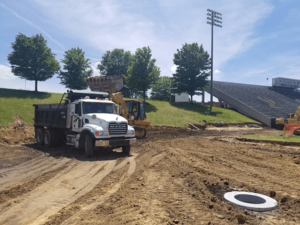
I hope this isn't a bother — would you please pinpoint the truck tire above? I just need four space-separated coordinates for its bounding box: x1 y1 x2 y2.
44 129 56 148
85 134 94 158
36 128 44 146
122 145 131 155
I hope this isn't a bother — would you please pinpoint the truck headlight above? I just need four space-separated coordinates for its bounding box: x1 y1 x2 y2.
128 130 134 135
95 131 103 136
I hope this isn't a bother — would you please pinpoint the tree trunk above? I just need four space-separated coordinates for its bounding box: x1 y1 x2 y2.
190 95 193 104
35 80 38 92
143 90 146 103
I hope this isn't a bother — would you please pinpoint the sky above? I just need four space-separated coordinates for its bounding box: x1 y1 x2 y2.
0 0 300 102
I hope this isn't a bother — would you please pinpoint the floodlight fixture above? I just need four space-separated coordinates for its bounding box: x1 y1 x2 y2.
206 8 223 112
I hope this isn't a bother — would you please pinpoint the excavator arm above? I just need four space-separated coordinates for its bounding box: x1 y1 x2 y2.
294 106 300 120
111 92 129 118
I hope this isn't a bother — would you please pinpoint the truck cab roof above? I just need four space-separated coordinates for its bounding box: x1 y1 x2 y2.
75 99 114 104
67 89 109 102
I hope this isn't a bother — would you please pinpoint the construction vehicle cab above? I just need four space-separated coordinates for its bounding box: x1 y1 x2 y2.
125 100 146 120
124 99 150 138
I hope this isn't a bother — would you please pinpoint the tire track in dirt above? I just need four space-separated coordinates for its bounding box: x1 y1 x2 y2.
61 153 138 225
0 163 70 205
0 156 71 190
0 158 116 225
84 152 171 225
167 138 300 194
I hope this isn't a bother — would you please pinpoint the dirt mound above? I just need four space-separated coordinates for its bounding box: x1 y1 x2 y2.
0 114 35 145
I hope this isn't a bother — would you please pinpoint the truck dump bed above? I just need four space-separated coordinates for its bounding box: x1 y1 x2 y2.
33 103 66 128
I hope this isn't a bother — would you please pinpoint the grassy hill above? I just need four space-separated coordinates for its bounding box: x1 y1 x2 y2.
145 100 259 127
0 88 259 127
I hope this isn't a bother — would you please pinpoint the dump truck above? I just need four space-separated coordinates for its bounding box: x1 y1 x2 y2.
275 106 300 134
86 76 150 138
33 90 136 157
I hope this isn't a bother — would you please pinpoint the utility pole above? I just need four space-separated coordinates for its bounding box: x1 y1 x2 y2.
207 9 222 112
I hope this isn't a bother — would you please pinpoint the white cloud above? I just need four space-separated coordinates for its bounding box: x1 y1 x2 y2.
91 62 101 77
242 67 273 78
31 0 273 78
171 65 178 74
215 70 220 74
0 3 65 51
0 65 15 80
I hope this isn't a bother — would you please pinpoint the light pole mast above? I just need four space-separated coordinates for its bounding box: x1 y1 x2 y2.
207 9 222 112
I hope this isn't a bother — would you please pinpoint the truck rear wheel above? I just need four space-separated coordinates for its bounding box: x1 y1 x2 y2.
85 134 94 158
44 129 56 148
36 128 44 146
122 145 131 155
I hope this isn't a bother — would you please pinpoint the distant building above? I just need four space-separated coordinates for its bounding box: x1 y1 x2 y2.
170 93 189 102
272 77 300 88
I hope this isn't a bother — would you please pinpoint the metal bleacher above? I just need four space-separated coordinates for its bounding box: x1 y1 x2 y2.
205 81 300 127
270 86 300 101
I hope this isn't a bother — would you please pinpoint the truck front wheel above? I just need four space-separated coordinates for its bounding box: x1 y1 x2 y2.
85 134 94 158
122 145 131 155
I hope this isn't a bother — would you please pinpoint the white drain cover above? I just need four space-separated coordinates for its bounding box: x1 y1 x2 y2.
224 191 277 212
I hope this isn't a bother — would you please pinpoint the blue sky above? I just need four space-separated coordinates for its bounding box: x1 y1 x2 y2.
0 0 299 101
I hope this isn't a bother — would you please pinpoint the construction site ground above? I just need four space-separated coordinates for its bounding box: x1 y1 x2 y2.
0 122 300 225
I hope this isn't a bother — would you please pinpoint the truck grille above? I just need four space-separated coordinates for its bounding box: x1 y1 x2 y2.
109 123 127 135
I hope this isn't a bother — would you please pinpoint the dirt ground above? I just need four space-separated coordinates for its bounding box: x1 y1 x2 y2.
0 122 300 225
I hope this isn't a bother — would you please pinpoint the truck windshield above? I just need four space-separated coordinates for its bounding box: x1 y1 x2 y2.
82 102 115 114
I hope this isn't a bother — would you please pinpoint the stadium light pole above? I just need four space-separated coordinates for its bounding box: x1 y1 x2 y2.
207 9 222 112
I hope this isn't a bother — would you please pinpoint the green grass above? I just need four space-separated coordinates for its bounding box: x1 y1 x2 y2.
0 88 259 127
242 133 300 143
145 100 259 127
0 88 63 126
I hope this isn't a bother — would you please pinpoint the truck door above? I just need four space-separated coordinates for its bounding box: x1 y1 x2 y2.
72 103 82 132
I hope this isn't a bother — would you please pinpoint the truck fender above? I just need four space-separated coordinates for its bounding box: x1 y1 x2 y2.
80 128 95 139
74 129 95 149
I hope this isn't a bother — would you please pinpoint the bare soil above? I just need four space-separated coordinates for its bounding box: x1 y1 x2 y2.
0 122 299 225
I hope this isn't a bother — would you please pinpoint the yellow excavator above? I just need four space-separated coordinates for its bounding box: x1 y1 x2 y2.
86 76 150 138
275 106 300 134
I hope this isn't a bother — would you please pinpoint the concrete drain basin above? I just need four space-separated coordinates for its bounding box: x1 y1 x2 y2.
224 191 277 212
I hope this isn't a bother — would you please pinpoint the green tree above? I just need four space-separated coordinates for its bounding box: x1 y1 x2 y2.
98 48 132 78
7 33 60 92
58 47 93 90
150 76 173 101
125 47 160 102
172 43 210 104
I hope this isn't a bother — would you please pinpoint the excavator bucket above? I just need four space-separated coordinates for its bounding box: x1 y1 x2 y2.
86 75 123 96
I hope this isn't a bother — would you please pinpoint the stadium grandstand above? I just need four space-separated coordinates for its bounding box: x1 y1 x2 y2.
205 77 300 127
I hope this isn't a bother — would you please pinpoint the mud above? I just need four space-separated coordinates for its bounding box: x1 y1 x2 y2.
0 123 299 224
